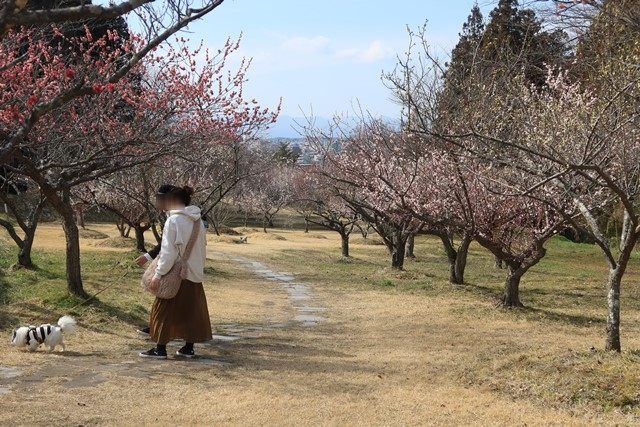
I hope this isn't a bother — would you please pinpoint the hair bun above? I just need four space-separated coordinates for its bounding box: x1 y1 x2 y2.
182 185 194 196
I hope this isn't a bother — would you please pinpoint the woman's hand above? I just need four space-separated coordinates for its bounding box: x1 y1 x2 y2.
149 276 161 292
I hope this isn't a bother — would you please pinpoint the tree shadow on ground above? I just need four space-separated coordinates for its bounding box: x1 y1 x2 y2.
464 282 605 327
8 298 146 335
524 307 604 327
0 309 19 330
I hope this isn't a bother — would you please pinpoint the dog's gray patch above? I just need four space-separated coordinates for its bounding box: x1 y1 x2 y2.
0 366 21 379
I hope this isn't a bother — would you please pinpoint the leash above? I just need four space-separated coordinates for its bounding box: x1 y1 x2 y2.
67 261 134 312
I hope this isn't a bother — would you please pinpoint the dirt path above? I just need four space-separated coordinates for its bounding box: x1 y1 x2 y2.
0 249 333 425
0 243 635 426
211 250 327 327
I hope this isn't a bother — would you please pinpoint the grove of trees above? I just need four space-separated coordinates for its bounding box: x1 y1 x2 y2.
0 0 280 296
300 0 640 353
1 0 639 357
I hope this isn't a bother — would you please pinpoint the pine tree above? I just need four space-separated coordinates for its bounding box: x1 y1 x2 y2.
479 0 568 86
273 141 301 165
444 4 485 97
574 0 640 87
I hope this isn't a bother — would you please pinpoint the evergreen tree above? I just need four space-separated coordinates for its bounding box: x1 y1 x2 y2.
273 141 301 165
479 0 568 86
574 0 640 87
444 4 485 98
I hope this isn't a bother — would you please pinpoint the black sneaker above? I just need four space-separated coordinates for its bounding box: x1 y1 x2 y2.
176 346 195 358
139 347 167 359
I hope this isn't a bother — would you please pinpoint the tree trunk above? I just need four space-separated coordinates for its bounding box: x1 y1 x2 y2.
358 224 369 239
391 232 407 270
151 222 162 243
340 232 350 257
1 196 45 269
37 185 86 297
405 234 415 259
436 231 469 285
116 219 126 237
76 208 85 229
605 267 622 352
453 233 472 285
0 219 35 269
619 210 631 252
211 215 221 236
17 230 36 268
604 230 635 352
134 226 147 253
304 218 309 233
501 264 524 308
61 206 87 298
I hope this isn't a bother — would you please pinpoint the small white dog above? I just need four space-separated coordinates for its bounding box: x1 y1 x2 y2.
10 316 77 352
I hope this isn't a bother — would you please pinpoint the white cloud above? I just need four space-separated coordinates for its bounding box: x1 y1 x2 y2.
335 40 393 63
359 41 391 63
281 36 331 54
335 48 359 59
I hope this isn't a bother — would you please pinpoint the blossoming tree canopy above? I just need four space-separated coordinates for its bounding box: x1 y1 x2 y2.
2 26 279 296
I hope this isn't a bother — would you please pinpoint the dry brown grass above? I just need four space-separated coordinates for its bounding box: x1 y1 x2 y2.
0 224 639 426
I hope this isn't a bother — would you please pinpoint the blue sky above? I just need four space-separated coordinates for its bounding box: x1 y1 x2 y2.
178 1 493 119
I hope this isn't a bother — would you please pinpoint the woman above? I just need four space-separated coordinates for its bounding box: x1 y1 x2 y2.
139 185 212 359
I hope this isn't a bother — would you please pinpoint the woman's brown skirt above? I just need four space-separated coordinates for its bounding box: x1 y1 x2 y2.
149 279 212 344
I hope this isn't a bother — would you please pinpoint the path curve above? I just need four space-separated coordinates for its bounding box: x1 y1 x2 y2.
208 250 327 334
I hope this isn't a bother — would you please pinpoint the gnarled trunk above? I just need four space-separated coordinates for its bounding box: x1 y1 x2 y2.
390 231 407 270
0 195 45 269
438 231 471 285
116 219 127 237
17 229 36 268
134 226 147 253
340 231 350 258
0 219 37 269
45 188 87 298
61 205 86 298
405 234 415 259
453 233 472 285
502 264 524 308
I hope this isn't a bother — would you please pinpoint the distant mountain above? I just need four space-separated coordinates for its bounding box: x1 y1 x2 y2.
265 114 400 139
266 115 332 139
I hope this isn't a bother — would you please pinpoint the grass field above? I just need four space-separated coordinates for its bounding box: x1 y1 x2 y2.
1 223 640 426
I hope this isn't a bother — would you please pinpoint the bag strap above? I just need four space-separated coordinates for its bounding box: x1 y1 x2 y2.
181 220 201 261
